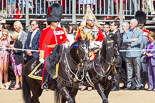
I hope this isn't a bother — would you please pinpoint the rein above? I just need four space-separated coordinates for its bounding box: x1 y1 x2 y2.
59 45 65 62
105 58 117 74
53 45 65 79
92 58 117 78
65 53 85 82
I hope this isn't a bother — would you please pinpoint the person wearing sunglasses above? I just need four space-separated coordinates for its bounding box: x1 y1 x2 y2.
25 20 42 62
0 29 10 89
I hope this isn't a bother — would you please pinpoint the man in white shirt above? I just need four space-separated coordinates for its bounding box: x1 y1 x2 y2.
103 23 110 36
25 20 42 62
110 21 122 91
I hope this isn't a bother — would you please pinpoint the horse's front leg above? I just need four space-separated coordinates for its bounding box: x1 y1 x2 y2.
59 86 74 103
95 83 108 103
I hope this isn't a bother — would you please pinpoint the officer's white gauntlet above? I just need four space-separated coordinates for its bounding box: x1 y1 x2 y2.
39 50 45 64
39 58 45 64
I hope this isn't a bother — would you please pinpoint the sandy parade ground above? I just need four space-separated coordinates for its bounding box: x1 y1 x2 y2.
0 87 155 103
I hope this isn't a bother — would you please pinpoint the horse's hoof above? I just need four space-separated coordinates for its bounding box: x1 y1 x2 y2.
103 99 108 103
68 100 74 103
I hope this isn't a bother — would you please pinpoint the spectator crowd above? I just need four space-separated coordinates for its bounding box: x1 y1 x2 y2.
0 17 154 91
0 0 155 92
0 0 155 20
0 20 77 90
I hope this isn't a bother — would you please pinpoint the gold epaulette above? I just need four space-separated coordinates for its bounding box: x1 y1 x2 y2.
75 26 85 39
79 26 85 31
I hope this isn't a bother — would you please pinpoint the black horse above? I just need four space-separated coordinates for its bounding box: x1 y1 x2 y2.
81 36 120 103
22 38 89 103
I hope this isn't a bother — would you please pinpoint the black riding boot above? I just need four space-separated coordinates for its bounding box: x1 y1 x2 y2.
41 70 49 89
41 57 51 89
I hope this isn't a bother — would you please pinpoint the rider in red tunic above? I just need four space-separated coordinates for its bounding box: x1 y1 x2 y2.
39 3 69 89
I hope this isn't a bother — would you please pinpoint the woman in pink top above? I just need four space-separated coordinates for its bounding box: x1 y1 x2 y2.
0 29 10 89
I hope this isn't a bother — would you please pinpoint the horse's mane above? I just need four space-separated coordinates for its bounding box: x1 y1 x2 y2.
69 41 79 62
99 36 115 70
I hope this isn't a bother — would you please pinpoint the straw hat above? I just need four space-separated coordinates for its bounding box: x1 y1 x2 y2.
11 32 19 40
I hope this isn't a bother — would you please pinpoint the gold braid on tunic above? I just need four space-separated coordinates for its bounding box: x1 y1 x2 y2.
76 24 101 42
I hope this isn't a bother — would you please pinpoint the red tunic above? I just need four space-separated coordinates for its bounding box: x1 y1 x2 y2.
39 27 69 58
143 29 149 41
39 27 69 84
75 26 105 42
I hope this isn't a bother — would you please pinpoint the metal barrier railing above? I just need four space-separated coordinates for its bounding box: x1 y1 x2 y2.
0 0 155 30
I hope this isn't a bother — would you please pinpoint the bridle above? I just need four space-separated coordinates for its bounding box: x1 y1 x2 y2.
75 42 89 66
100 38 118 75
61 41 89 82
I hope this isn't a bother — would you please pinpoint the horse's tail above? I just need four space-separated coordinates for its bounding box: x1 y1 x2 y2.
54 90 61 103
22 73 31 103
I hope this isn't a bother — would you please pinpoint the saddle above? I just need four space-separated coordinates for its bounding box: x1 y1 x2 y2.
47 44 64 79
28 45 64 80
28 59 44 80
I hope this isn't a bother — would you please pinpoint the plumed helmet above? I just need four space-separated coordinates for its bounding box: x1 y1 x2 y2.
47 3 63 25
86 5 96 21
135 10 146 24
81 5 98 26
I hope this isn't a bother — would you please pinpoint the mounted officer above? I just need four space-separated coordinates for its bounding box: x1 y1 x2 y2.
75 5 105 49
75 5 105 91
39 3 69 89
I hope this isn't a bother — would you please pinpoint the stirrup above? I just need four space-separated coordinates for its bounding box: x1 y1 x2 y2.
41 82 48 89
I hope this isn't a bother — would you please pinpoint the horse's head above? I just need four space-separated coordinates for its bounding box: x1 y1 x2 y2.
101 35 121 66
70 37 89 64
101 36 114 63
